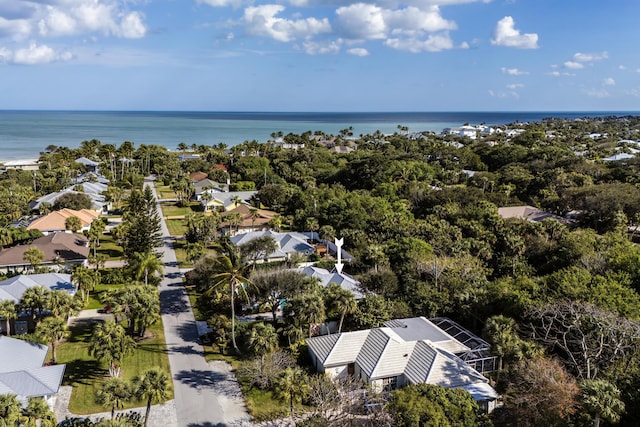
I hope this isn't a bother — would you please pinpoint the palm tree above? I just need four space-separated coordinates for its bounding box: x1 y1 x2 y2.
247 322 278 371
36 316 69 364
285 293 326 338
22 397 56 427
89 320 136 377
0 228 13 249
65 216 83 233
88 219 106 257
249 207 260 231
23 247 44 272
273 367 311 418
327 284 357 333
133 368 171 427
268 215 283 232
0 393 22 426
96 377 132 420
204 240 253 353
72 265 100 302
48 290 82 320
0 300 16 336
483 315 519 371
133 251 163 286
581 379 625 427
20 286 50 325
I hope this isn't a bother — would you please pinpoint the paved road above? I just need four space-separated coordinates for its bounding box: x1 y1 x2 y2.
147 178 252 427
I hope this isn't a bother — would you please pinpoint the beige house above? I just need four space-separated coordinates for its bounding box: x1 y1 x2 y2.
27 208 100 234
0 232 89 274
219 205 276 235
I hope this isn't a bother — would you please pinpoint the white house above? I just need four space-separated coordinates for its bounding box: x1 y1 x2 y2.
307 317 499 412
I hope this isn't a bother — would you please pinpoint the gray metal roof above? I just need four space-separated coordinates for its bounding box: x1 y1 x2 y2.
384 317 469 354
306 334 340 364
0 273 75 304
356 328 392 377
0 336 48 371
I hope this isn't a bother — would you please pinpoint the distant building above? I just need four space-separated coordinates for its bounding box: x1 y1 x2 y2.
1 159 39 171
498 205 573 225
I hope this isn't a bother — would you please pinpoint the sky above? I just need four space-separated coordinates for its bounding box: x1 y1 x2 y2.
0 0 639 112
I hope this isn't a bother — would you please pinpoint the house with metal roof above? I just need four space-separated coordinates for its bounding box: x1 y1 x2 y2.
0 336 66 408
298 266 362 298
307 316 499 412
230 231 316 263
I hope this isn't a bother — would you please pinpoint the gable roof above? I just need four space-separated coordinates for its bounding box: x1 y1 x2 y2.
27 208 100 232
298 266 362 297
497 205 569 224
220 205 276 228
31 189 106 211
201 191 257 210
75 157 99 167
384 317 469 354
230 231 315 256
0 336 66 398
0 233 89 268
189 171 208 182
0 273 76 303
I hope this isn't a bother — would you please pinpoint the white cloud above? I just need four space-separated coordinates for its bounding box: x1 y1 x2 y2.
385 32 454 52
585 88 609 98
547 71 574 77
506 83 523 90
11 42 72 64
603 77 615 86
243 5 331 42
347 47 369 56
335 4 386 40
384 6 456 35
118 12 146 39
490 16 538 49
0 16 31 41
501 67 528 75
573 51 608 62
197 0 243 8
619 65 626 70
564 61 583 69
302 39 341 54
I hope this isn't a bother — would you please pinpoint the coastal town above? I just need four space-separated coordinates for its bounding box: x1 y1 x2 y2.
2 115 640 426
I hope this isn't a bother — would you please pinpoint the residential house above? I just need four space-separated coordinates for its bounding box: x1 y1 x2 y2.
2 159 39 171
26 208 100 234
0 336 66 408
219 205 276 235
0 273 76 334
230 231 316 262
200 190 257 212
193 178 229 200
189 171 208 182
30 181 109 213
498 205 573 225
75 157 99 172
298 265 362 298
307 316 498 412
0 233 89 274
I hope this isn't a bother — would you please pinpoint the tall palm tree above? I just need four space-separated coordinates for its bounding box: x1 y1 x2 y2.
133 368 171 427
268 215 283 232
326 284 357 333
133 251 163 286
0 300 16 336
483 315 519 371
247 322 278 371
0 227 13 249
47 290 82 320
204 240 253 353
0 393 22 426
581 379 625 427
36 316 69 364
249 207 260 231
23 247 44 272
72 266 100 302
273 367 311 418
89 320 136 377
96 377 132 420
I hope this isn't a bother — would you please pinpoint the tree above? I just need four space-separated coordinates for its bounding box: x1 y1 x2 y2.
120 186 162 261
247 322 278 371
20 286 50 325
88 218 106 258
581 379 625 427
72 266 100 302
495 356 579 427
101 285 160 337
131 251 164 286
283 292 325 338
525 301 640 379
96 377 132 420
483 315 520 371
48 290 82 320
0 301 16 336
251 269 319 323
89 320 136 377
203 240 253 353
53 193 93 211
272 367 311 418
386 383 480 427
133 368 171 427
36 316 69 364
22 397 56 427
324 283 357 333
239 235 278 268
0 393 22 426
65 216 83 233
23 247 44 271
353 294 393 329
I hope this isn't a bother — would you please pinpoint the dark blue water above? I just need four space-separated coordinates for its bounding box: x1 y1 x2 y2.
0 110 636 161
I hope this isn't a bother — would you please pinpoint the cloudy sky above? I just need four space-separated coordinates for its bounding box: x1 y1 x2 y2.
0 0 638 111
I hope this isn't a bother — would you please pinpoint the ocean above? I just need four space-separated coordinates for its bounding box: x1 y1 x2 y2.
0 110 637 161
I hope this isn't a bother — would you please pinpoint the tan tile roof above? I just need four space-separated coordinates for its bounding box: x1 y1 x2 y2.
189 171 208 182
219 205 276 228
27 209 99 232
0 233 89 267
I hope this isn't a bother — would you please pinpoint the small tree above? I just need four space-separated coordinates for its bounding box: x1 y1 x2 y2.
22 396 56 427
0 393 22 426
96 377 133 420
89 320 136 377
581 379 625 427
23 247 44 272
0 300 17 336
65 216 83 233
272 367 311 418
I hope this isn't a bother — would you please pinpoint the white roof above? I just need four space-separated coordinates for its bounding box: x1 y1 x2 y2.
298 266 362 297
0 273 75 304
231 231 315 257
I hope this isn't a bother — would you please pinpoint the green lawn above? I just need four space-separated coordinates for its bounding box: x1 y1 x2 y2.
57 319 173 414
96 234 124 260
160 202 201 218
155 185 177 200
165 219 187 237
83 283 118 310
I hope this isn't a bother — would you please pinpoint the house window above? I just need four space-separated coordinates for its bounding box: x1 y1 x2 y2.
348 363 355 376
382 376 397 392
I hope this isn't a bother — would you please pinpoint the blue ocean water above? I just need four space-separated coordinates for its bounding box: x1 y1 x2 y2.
0 110 636 161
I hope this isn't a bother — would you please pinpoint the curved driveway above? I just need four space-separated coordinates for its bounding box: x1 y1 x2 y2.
147 179 252 427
